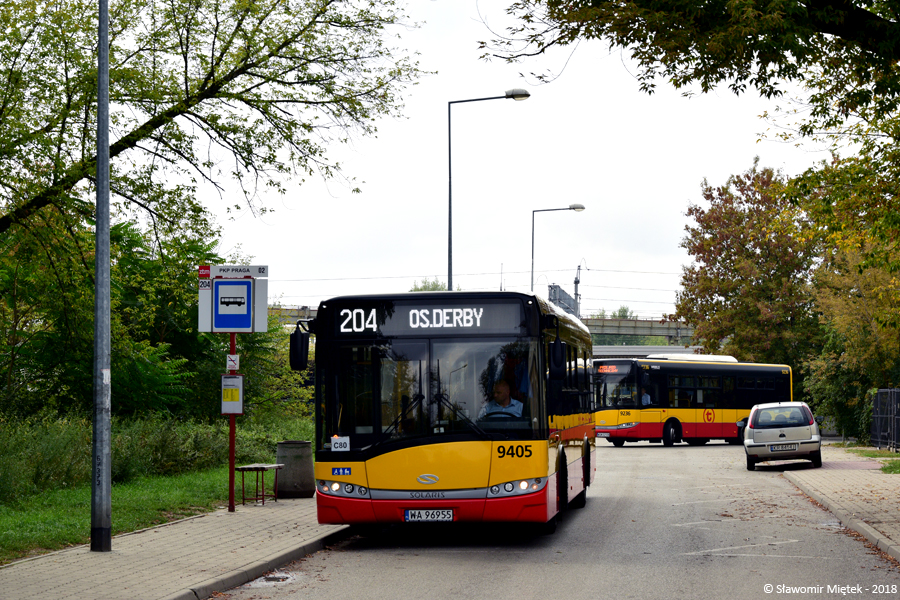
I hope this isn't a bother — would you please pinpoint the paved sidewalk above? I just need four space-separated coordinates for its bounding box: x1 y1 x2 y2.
785 443 900 563
0 498 347 600
1 444 896 600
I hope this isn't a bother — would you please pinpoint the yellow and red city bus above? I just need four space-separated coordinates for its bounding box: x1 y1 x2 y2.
290 292 595 531
593 355 793 446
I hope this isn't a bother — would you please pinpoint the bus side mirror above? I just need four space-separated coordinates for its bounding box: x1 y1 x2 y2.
289 322 310 371
549 337 566 381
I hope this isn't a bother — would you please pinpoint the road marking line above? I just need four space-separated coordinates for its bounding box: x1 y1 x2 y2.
685 539 799 555
684 553 835 559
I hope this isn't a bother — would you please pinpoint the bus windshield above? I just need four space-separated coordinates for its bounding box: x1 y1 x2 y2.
319 337 541 449
596 367 637 408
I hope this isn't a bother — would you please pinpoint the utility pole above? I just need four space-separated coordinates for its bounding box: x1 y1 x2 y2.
91 0 112 552
574 265 581 319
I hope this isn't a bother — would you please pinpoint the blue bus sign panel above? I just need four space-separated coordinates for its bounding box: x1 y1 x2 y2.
197 265 268 333
214 280 253 332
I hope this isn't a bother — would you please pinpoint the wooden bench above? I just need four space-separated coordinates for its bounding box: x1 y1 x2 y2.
234 463 284 505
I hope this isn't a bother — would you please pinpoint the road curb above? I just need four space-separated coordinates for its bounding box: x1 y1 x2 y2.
160 526 352 600
785 472 900 563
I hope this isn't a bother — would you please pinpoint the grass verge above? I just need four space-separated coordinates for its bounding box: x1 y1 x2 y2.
0 466 230 566
833 443 900 474
881 460 900 474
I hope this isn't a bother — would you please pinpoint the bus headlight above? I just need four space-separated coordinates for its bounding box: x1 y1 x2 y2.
489 477 548 498
320 480 368 497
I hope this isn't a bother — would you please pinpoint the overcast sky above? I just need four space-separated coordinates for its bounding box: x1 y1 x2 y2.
210 0 829 320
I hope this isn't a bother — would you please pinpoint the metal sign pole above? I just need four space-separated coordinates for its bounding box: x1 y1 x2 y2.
228 332 237 512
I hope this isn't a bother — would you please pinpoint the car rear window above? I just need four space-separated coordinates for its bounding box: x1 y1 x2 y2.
752 406 808 428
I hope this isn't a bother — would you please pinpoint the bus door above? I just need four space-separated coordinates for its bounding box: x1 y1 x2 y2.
720 376 738 438
667 375 696 437
639 368 663 437
695 376 723 439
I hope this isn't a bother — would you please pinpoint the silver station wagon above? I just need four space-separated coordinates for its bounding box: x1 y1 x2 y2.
741 402 824 471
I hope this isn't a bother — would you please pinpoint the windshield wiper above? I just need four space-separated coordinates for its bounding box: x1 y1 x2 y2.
383 393 425 437
432 392 490 439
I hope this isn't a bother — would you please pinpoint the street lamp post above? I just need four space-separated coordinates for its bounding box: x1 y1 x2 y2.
448 89 530 292
531 204 586 292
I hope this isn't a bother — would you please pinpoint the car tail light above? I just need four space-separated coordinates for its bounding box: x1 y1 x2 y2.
805 406 814 425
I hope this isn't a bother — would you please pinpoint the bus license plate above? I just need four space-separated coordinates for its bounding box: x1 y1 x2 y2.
596 432 610 438
404 509 453 522
770 443 798 452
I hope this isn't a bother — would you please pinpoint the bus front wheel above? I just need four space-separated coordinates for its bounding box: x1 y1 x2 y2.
611 439 625 447
663 421 679 447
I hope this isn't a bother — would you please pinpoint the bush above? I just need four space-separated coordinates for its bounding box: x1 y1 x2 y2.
0 413 315 506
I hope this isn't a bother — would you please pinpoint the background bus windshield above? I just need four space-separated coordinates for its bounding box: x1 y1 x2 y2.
596 367 637 408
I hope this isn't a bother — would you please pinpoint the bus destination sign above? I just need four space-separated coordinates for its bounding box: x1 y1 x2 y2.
331 300 525 337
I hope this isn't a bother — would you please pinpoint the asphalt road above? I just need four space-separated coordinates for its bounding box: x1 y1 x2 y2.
221 442 900 600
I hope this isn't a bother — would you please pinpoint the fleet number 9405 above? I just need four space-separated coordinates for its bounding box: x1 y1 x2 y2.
497 444 532 458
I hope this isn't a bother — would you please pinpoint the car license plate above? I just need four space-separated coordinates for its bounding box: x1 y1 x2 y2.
770 443 799 452
404 509 453 522
596 432 610 438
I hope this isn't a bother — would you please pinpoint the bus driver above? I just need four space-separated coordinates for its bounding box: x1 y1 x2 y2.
478 380 523 418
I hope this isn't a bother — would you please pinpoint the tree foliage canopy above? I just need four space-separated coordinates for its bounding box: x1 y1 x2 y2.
0 0 421 236
489 1 900 122
671 159 823 372
0 0 418 418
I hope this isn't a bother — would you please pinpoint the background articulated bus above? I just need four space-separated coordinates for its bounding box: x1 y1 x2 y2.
290 292 595 531
593 355 793 446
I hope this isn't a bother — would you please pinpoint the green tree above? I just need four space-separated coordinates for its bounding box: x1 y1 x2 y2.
803 246 900 439
670 160 823 395
0 0 421 236
0 0 421 418
490 1 900 122
410 277 447 292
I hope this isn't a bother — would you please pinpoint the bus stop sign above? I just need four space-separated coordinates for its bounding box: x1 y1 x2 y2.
197 265 268 333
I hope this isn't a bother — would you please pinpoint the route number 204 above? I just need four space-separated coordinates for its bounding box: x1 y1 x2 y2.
340 308 376 333
497 444 533 458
